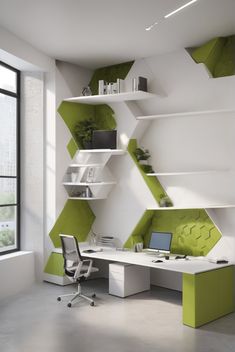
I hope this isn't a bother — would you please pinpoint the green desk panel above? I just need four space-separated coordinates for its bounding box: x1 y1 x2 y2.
183 266 235 328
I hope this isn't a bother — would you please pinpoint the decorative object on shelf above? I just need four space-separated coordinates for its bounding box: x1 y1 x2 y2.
132 76 147 92
134 147 154 173
82 86 92 96
98 79 121 95
74 118 98 149
92 130 117 149
159 194 173 207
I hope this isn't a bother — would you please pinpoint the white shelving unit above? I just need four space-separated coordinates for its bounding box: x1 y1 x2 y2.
63 149 125 200
137 109 235 120
64 91 156 105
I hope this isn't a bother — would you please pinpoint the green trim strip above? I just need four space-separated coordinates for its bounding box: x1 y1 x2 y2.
128 139 173 206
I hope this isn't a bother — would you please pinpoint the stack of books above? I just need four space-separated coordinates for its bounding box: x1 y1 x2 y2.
96 236 115 247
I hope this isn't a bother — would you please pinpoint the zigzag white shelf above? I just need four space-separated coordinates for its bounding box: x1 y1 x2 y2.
137 109 235 120
64 91 156 105
63 149 124 200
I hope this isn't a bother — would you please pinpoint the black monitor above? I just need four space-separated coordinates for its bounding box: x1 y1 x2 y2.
148 231 172 254
92 130 117 149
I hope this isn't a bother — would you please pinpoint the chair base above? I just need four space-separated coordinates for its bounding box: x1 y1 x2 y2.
57 283 96 307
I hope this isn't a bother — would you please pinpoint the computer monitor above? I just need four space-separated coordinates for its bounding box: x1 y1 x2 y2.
148 231 172 254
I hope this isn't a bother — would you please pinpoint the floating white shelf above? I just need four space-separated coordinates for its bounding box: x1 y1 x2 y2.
147 170 229 176
78 149 125 155
64 91 156 105
69 163 103 168
68 197 104 200
63 181 116 186
137 109 235 120
147 204 235 210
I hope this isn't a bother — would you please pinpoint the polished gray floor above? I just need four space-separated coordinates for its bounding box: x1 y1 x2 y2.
0 279 235 352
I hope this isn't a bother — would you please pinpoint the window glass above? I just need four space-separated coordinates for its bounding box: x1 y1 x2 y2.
0 65 17 93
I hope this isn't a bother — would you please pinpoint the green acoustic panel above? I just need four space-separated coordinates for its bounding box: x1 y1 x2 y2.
128 139 173 206
67 138 78 158
44 252 64 277
58 101 117 152
89 61 134 95
214 35 235 78
125 209 222 256
49 199 95 248
183 267 235 328
191 35 235 78
124 210 154 249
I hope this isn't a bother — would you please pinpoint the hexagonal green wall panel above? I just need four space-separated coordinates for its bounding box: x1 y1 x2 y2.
49 199 95 248
58 102 116 155
191 35 235 78
125 209 221 256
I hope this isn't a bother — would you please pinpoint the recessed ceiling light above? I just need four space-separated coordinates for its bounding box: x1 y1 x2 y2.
145 21 158 31
164 0 198 19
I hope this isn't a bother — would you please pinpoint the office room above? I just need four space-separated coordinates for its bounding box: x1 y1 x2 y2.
0 0 235 351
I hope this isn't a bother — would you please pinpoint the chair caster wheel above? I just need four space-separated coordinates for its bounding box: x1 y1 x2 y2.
90 302 95 307
92 294 96 298
57 297 61 302
67 303 72 308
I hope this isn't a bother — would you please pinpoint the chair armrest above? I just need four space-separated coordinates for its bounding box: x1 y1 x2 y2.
82 259 93 278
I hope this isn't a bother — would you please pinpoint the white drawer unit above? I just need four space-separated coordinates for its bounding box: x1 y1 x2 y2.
109 263 150 297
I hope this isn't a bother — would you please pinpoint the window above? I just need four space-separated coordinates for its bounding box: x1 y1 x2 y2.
0 61 20 254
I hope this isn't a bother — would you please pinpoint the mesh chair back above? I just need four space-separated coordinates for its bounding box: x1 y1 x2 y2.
60 235 82 276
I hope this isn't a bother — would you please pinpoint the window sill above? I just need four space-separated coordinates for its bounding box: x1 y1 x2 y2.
0 251 33 261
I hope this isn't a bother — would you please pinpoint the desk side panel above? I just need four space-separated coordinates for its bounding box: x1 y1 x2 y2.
183 266 235 328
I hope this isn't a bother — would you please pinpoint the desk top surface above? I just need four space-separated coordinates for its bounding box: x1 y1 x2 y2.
53 244 232 275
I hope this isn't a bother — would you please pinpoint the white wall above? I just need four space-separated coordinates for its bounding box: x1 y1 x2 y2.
21 72 44 281
0 252 34 300
0 26 56 285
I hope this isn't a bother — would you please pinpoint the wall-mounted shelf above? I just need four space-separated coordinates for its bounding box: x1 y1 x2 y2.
68 197 104 200
147 170 229 176
64 91 156 105
63 181 116 186
137 109 235 120
147 204 235 210
78 149 125 155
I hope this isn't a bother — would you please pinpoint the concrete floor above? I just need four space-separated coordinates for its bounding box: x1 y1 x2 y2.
0 279 235 352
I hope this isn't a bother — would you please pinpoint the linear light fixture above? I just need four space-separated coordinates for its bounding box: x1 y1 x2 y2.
164 0 198 19
145 21 158 31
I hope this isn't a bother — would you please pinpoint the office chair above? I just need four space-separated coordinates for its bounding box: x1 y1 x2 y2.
57 234 99 308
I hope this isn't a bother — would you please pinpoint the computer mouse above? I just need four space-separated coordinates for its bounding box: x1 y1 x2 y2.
152 260 163 263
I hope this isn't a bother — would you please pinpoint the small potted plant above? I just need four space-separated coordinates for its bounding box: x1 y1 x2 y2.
74 118 98 149
134 147 154 173
159 194 173 207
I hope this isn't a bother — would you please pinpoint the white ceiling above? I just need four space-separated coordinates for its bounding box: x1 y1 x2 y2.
0 0 234 69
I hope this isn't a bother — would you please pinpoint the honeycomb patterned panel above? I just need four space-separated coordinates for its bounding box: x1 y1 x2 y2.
125 209 221 256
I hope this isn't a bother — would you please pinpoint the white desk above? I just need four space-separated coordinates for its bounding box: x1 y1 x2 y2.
80 247 231 274
54 244 234 328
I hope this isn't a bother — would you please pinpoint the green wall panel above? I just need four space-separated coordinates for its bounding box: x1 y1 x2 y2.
125 209 221 256
44 253 64 277
128 139 173 206
49 199 95 248
191 35 235 78
183 267 235 328
67 138 78 158
58 101 117 152
124 210 155 248
89 61 134 95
